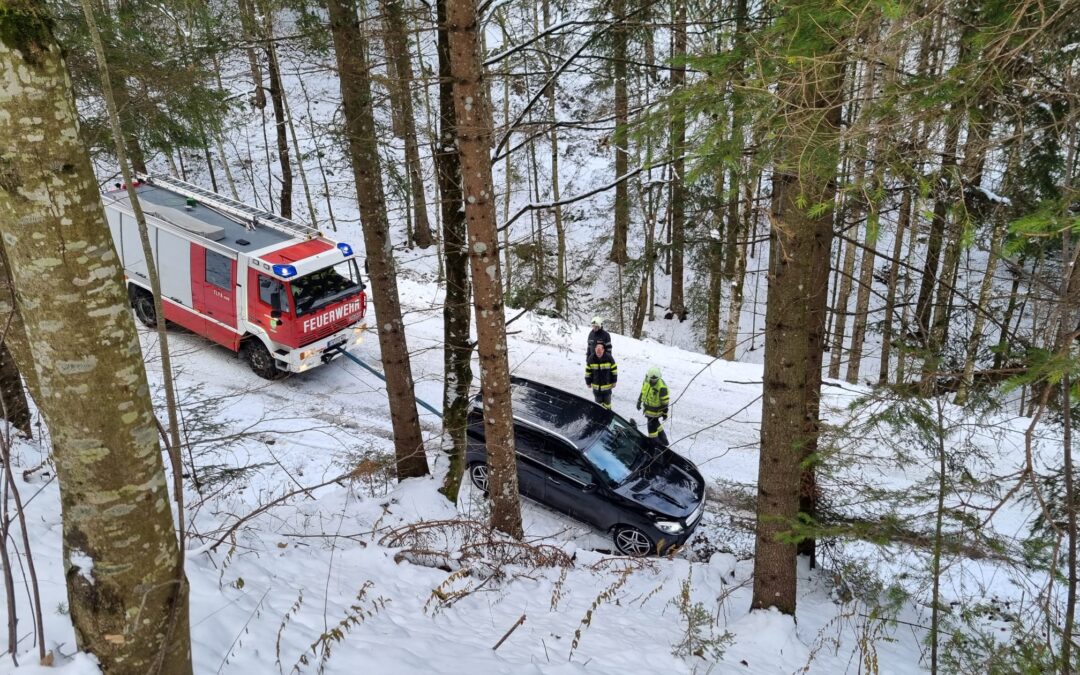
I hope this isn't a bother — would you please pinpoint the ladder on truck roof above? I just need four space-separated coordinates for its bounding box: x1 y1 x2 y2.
137 173 322 241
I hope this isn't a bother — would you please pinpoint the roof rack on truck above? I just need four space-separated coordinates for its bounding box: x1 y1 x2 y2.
136 173 321 241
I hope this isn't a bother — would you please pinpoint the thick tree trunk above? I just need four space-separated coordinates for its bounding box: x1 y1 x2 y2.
382 0 434 248
752 4 845 614
435 0 473 503
0 8 191 671
327 0 429 480
446 0 524 538
609 0 630 265
668 0 686 319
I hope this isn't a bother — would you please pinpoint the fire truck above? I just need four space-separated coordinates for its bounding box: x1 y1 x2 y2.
103 174 367 379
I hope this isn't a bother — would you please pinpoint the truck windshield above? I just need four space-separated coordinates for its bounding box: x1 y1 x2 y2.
291 259 364 316
583 418 650 487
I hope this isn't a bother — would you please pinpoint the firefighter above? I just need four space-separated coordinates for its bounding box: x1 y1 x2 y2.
586 316 612 358
636 366 670 447
585 342 618 409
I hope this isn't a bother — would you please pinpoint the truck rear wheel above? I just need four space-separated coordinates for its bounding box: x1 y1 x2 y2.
131 288 157 328
243 340 287 380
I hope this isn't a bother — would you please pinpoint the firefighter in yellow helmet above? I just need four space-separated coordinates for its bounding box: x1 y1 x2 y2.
636 366 670 446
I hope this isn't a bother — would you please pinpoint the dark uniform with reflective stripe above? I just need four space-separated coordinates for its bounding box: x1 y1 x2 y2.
638 376 670 446
585 347 618 409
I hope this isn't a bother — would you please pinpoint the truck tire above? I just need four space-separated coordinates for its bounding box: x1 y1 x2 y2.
131 288 157 328
243 340 286 380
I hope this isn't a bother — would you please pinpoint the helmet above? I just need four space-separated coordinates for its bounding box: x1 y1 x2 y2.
646 366 661 381
591 316 602 327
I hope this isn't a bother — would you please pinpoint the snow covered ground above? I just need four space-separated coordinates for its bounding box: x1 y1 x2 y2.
0 281 1049 673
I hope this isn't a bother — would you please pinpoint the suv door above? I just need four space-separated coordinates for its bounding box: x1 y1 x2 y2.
513 426 551 501
541 442 603 523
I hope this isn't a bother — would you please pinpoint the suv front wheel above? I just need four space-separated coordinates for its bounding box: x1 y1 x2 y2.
613 525 655 556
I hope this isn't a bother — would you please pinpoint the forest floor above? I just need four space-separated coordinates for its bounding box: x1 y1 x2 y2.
1 274 1048 673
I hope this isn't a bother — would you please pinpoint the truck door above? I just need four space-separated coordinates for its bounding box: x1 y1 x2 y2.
247 268 294 344
191 246 239 345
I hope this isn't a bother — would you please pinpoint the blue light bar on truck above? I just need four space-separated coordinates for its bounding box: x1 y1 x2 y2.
337 242 354 256
272 264 298 278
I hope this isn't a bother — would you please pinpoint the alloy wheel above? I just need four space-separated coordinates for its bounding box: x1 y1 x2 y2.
614 526 654 556
468 463 489 493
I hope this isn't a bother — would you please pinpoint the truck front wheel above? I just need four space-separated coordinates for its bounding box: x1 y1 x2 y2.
243 341 287 380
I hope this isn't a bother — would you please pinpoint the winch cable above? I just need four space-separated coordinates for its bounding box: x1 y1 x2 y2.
339 350 443 419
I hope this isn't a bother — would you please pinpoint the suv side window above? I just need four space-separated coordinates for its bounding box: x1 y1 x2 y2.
515 426 551 465
550 444 594 485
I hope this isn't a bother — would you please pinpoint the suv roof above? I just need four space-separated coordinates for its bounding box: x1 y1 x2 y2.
472 377 611 450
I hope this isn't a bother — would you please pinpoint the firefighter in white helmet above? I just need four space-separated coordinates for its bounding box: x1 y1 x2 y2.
586 316 612 358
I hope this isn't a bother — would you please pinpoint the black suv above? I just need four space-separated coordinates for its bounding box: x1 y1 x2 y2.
465 377 705 555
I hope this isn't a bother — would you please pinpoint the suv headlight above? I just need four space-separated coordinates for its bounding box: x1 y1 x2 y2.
655 520 684 534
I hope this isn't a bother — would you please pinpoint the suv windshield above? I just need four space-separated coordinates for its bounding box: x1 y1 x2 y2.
583 417 650 486
291 259 364 316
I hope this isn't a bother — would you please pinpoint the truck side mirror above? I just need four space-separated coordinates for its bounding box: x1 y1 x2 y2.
270 290 284 313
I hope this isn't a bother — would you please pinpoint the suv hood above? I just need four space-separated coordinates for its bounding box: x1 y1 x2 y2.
615 452 704 519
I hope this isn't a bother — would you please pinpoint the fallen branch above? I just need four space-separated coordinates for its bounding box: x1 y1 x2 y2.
492 613 526 651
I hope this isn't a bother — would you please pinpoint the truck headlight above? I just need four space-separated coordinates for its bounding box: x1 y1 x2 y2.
655 520 684 534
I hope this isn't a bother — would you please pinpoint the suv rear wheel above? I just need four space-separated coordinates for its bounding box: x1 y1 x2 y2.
613 525 655 556
468 463 489 493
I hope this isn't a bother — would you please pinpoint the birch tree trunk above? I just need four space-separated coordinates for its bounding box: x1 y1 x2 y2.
326 0 429 480
0 8 191 670
446 0 524 538
435 0 473 503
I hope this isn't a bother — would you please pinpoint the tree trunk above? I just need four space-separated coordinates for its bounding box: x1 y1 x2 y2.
827 216 857 378
954 217 1007 404
261 5 293 220
541 0 567 316
446 0 524 538
609 0 630 265
752 3 845 614
435 0 473 503
0 344 30 437
844 195 880 384
382 0 434 248
878 187 912 384
327 0 429 480
0 8 191 671
913 116 961 343
238 0 267 109
841 55 882 384
668 0 686 318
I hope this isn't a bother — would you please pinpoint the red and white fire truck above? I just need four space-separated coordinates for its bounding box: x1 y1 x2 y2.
103 174 367 379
